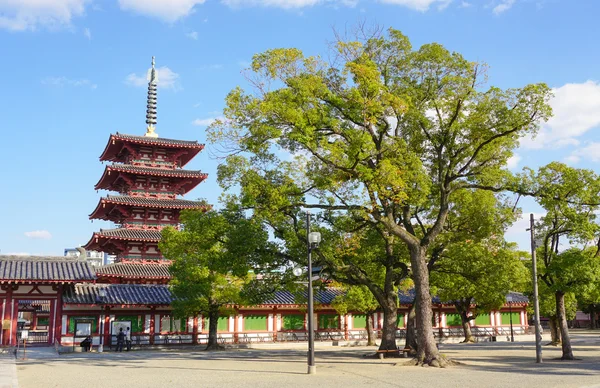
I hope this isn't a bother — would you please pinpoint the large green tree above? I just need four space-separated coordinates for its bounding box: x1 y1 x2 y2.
331 285 379 346
160 208 283 350
210 28 552 365
258 210 410 352
432 241 528 342
526 162 600 359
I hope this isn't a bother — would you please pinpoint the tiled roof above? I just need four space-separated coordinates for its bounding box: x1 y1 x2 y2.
105 164 207 178
113 133 204 148
0 256 96 283
102 195 205 209
99 134 205 167
93 228 163 241
96 262 171 279
63 284 172 305
398 289 529 305
262 288 346 305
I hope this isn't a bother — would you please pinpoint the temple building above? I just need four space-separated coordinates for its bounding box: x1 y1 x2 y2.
83 57 207 262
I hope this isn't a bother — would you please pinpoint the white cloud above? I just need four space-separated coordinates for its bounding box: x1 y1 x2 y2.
0 0 88 31
459 1 471 7
118 0 206 22
521 80 600 150
506 154 521 170
125 66 181 90
568 142 600 164
83 27 91 40
223 0 320 8
24 230 52 240
564 154 580 165
42 76 97 89
493 0 515 15
378 0 453 11
192 116 223 126
186 31 198 40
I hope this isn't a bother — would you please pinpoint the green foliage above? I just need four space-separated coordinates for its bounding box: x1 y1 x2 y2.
160 208 285 320
432 240 528 318
209 27 552 359
331 285 379 315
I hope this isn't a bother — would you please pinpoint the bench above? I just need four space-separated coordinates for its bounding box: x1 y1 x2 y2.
376 348 411 359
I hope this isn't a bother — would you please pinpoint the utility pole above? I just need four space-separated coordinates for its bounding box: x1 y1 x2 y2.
529 213 543 363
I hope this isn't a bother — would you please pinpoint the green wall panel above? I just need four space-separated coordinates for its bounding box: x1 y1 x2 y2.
446 313 462 326
283 314 305 330
397 313 405 328
500 312 520 325
353 315 367 329
475 314 490 326
218 317 229 332
244 315 267 331
318 314 339 329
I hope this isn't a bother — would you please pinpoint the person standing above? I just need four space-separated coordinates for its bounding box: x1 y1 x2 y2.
125 326 132 351
116 328 125 352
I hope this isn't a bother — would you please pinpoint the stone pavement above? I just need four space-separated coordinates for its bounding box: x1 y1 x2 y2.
14 331 600 388
0 352 18 388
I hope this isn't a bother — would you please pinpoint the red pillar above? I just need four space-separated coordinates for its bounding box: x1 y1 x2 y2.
9 290 17 346
103 308 110 347
2 287 13 346
192 316 198 345
149 308 155 345
53 285 63 345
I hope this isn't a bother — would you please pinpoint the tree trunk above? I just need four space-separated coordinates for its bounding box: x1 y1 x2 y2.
404 303 418 351
206 304 221 350
460 315 475 343
590 305 597 330
555 291 574 360
366 313 376 346
378 295 398 352
411 247 444 366
547 315 561 346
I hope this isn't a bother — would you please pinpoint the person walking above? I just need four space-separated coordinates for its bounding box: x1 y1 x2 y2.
116 328 125 352
125 326 132 351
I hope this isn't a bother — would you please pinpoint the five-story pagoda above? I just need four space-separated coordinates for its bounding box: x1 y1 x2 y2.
84 57 207 262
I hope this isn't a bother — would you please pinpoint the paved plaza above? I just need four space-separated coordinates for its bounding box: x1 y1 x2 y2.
5 331 600 388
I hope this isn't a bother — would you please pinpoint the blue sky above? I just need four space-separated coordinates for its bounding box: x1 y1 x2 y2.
1 0 599 256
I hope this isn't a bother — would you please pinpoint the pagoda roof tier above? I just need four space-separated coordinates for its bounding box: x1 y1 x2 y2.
83 228 162 254
89 195 207 221
94 164 207 194
99 133 205 167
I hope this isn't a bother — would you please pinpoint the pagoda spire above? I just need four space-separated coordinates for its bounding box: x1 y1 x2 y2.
145 56 158 138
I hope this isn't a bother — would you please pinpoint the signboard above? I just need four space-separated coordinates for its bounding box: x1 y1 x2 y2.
20 330 29 340
2 320 10 330
111 321 131 336
75 322 92 337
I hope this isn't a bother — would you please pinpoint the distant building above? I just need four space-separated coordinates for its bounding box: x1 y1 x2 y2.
63 248 115 266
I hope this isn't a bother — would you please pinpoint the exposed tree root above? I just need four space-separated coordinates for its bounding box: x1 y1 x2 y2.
204 344 225 351
545 341 561 347
400 354 461 368
461 338 476 343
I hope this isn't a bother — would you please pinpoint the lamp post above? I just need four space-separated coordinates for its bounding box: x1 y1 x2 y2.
527 213 543 363
306 212 321 375
506 295 514 343
97 288 107 353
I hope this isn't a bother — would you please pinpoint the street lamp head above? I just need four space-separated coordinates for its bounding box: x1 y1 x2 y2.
292 267 304 277
308 232 322 247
